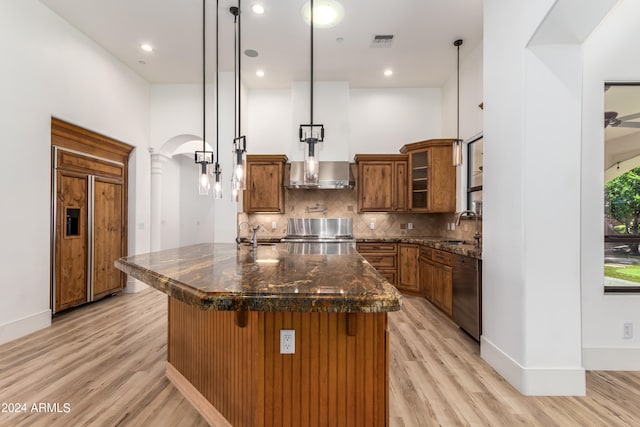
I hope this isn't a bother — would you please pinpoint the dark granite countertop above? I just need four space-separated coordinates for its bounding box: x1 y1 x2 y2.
115 242 402 313
356 237 482 259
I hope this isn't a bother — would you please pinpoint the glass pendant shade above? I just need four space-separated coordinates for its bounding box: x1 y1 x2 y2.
299 124 324 185
213 163 223 199
453 139 463 166
195 150 214 195
198 162 212 195
232 136 247 191
304 138 319 185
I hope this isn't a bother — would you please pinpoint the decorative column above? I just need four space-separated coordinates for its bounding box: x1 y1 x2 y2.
150 150 170 252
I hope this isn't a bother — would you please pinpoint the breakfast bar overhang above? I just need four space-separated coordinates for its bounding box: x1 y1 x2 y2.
115 242 402 426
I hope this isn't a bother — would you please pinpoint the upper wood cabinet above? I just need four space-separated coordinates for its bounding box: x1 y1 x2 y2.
243 154 288 213
354 154 407 212
400 139 456 213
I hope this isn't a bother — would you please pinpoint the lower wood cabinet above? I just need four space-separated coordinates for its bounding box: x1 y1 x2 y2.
420 246 453 317
356 242 397 285
398 244 420 294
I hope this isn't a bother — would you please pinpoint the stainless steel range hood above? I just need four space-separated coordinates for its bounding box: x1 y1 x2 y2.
286 161 355 189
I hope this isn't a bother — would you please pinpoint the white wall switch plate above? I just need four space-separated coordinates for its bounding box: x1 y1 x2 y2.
370 222 375 230
272 221 277 230
623 322 633 339
408 222 413 230
280 329 295 354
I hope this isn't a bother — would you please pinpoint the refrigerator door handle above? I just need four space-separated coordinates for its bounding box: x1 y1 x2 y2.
87 175 95 302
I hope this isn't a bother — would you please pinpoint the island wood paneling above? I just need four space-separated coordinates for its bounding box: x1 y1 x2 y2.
167 297 389 426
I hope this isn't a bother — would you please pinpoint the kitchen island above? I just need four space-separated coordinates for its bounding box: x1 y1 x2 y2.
115 242 401 426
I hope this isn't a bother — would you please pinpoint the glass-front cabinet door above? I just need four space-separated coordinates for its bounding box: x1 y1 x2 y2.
411 151 429 210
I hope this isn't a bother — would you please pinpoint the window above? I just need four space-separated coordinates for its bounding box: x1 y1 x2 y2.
604 83 640 293
466 134 483 214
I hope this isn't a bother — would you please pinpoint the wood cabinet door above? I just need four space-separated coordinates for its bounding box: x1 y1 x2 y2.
394 160 408 212
55 171 88 312
428 145 456 213
244 156 286 213
433 263 453 317
358 161 394 211
93 178 125 298
419 257 434 301
398 244 420 292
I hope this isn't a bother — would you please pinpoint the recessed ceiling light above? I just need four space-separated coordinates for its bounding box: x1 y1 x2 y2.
384 69 393 77
301 0 344 28
140 43 153 53
256 70 265 77
251 4 265 14
244 49 259 58
336 37 344 43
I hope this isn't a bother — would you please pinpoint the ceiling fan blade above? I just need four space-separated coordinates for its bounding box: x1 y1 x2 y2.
617 122 640 128
617 112 640 122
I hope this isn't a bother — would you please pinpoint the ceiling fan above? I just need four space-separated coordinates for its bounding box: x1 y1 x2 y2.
604 111 640 128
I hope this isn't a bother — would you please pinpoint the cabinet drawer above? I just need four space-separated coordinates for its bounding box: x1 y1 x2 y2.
420 246 433 260
432 249 452 266
357 242 397 253
361 254 396 269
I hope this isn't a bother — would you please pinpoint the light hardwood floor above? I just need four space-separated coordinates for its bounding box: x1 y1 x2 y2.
0 289 639 426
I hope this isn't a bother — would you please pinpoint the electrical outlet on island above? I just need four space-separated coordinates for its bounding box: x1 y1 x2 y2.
280 329 295 354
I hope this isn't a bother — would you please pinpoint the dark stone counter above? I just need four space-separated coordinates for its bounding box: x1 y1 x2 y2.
115 242 402 313
356 236 482 259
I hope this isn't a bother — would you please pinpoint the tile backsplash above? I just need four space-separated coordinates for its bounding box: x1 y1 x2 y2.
238 188 481 241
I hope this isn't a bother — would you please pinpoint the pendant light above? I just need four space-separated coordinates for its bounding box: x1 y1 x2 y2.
195 0 214 195
453 39 464 166
213 0 223 199
231 3 247 201
299 0 324 185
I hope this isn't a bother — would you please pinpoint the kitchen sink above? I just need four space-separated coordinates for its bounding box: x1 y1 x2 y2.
439 240 467 245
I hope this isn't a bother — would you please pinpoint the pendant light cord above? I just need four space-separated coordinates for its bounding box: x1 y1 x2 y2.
310 0 314 125
233 8 238 138
202 0 206 153
238 0 242 138
215 0 220 165
454 39 463 144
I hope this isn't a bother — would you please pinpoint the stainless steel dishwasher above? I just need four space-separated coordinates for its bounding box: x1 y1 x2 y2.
452 254 481 341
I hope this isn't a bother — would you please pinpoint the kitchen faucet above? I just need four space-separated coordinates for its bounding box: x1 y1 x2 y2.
456 210 481 247
250 224 260 248
236 221 260 247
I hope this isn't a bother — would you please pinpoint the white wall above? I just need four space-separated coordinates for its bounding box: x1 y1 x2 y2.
0 0 150 344
179 155 215 246
248 84 443 160
482 0 591 395
349 88 442 157
582 0 640 370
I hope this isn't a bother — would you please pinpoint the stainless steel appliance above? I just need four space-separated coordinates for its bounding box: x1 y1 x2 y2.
281 218 355 243
286 162 355 189
452 255 482 341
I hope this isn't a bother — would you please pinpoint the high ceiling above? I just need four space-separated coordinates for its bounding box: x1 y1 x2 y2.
39 0 483 89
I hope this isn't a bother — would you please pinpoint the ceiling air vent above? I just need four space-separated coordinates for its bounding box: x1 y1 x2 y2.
370 34 394 48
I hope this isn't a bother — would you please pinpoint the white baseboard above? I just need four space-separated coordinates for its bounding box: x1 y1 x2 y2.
124 278 148 294
583 347 640 370
0 310 51 345
481 335 586 396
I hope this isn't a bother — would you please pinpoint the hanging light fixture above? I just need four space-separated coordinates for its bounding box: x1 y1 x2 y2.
212 0 223 199
195 0 214 195
299 0 324 185
453 39 464 166
231 3 246 201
